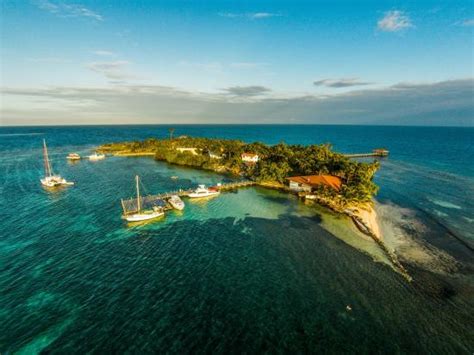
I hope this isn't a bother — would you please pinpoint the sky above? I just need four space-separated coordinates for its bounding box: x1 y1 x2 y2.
0 0 473 126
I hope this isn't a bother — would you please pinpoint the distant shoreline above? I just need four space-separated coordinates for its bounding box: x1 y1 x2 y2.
2 123 473 128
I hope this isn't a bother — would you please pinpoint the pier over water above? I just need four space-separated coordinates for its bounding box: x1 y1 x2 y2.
343 148 389 158
121 180 256 214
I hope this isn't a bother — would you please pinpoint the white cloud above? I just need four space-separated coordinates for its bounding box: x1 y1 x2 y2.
93 50 115 56
314 78 373 88
459 19 474 27
26 57 71 63
178 61 223 73
2 79 472 126
230 62 267 69
86 61 136 80
218 12 280 19
221 86 271 97
34 0 103 21
249 12 278 19
377 10 413 32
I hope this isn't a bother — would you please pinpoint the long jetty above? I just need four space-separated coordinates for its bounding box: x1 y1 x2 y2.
121 180 256 214
343 148 389 158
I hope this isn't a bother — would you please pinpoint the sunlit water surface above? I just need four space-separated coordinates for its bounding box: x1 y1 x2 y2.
1 125 473 353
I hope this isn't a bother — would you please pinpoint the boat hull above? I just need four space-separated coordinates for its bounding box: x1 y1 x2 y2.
188 191 220 198
124 211 164 222
41 176 74 187
169 201 185 210
89 155 105 161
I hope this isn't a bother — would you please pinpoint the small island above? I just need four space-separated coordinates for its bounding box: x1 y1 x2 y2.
100 135 412 279
99 136 381 225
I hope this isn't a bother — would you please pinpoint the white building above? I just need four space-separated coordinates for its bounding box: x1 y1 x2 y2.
209 152 222 159
176 147 198 155
241 152 259 163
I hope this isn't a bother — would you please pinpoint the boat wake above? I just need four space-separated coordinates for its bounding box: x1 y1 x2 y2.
0 133 44 137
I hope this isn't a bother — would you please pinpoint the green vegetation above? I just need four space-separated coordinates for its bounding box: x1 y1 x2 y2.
99 136 379 207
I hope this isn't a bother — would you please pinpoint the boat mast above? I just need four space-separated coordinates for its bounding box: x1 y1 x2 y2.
136 175 141 212
43 139 52 177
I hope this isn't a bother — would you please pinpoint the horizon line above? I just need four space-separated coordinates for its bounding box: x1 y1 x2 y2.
1 123 473 128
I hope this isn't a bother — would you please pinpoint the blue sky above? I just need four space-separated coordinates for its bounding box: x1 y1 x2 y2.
1 0 473 125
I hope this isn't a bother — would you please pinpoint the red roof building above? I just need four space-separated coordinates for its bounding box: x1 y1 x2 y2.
286 175 342 192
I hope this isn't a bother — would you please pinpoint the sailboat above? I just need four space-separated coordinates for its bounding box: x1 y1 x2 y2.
123 175 164 222
40 139 74 188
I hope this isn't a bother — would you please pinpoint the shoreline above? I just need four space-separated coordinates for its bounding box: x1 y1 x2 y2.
113 152 156 157
256 180 414 279
100 146 413 279
105 151 384 238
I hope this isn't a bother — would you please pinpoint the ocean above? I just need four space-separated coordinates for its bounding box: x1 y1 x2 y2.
0 125 473 353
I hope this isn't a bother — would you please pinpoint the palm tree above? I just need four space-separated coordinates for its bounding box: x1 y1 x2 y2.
168 127 175 140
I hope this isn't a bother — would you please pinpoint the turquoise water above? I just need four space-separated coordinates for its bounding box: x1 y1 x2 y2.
1 125 473 353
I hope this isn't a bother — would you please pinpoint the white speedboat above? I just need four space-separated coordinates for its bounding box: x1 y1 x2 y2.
67 153 81 160
88 153 105 161
122 176 165 222
40 139 74 188
169 195 185 210
188 184 220 198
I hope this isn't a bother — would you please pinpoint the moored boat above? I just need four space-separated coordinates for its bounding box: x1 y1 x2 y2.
188 184 220 198
169 195 185 210
122 175 164 222
41 139 74 188
125 206 164 222
67 153 81 160
88 153 105 161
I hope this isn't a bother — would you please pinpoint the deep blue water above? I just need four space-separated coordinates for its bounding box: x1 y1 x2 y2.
0 125 473 353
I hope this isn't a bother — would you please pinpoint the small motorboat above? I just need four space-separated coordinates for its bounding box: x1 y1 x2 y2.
169 195 185 210
88 153 105 161
170 176 179 180
188 184 220 198
67 153 81 160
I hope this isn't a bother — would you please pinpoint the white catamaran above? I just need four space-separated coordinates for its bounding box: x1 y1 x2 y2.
123 175 164 222
40 139 74 188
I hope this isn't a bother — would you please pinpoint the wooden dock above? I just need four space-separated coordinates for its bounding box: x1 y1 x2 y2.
343 148 389 158
121 180 256 214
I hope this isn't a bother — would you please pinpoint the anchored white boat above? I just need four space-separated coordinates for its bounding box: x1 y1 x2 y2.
40 139 74 188
88 153 105 161
188 184 220 198
67 153 81 160
169 195 185 210
123 175 164 222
